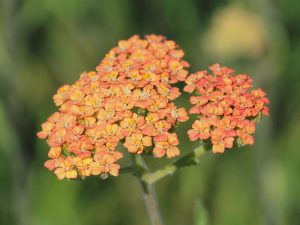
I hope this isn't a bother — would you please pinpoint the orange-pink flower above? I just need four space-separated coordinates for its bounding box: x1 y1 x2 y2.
185 64 269 153
153 133 180 158
124 132 152 154
211 129 234 153
37 34 190 180
37 121 55 139
187 119 211 141
120 113 145 136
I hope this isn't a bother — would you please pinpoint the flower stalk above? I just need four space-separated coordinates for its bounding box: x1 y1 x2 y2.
140 182 165 225
129 144 207 225
132 155 165 225
141 145 207 184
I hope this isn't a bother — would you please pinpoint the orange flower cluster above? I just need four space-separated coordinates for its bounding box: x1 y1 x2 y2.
185 64 269 153
37 35 189 180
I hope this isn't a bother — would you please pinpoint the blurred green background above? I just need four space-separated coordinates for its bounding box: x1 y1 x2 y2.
1 0 300 225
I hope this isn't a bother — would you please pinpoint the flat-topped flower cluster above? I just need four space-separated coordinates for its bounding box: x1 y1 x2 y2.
37 35 269 180
185 64 269 153
37 35 189 180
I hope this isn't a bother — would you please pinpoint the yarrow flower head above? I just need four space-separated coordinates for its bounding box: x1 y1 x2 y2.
37 35 189 180
185 64 269 153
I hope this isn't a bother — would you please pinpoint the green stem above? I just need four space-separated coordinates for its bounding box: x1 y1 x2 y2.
124 145 208 225
141 145 207 185
140 181 165 225
133 155 165 225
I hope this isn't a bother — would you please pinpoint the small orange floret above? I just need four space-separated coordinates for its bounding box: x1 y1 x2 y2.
153 133 180 158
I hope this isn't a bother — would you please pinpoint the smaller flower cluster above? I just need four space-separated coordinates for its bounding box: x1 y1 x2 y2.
185 64 269 153
37 35 189 180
